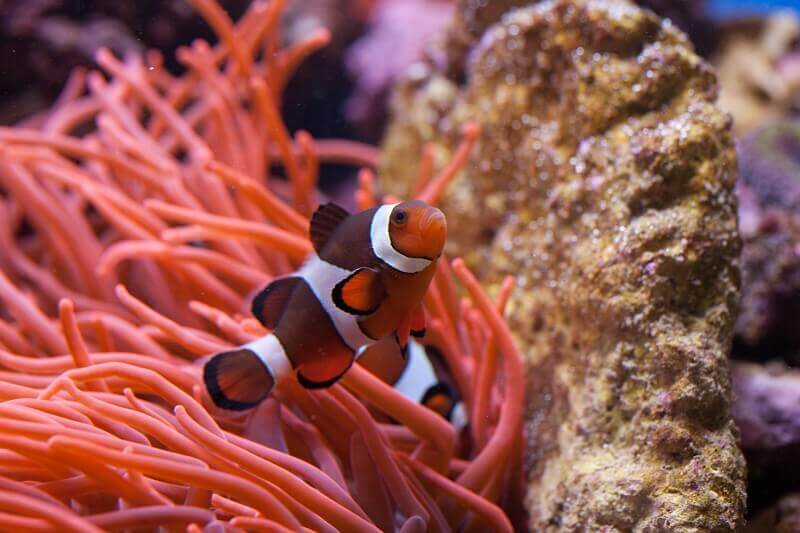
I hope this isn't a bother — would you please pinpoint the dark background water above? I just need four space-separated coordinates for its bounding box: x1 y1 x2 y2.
0 0 796 128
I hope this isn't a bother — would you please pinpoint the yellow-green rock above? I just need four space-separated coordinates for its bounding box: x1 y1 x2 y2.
381 0 746 530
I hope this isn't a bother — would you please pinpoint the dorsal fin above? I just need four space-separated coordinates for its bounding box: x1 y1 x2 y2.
310 203 350 253
251 276 302 329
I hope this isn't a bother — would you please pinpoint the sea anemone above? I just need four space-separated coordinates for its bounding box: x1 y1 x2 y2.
0 1 523 531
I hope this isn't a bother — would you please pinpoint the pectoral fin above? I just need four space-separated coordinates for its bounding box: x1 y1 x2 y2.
204 348 275 411
396 313 411 350
357 335 407 384
410 304 426 338
332 267 385 315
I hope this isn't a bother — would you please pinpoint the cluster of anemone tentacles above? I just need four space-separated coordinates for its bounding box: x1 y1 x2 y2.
0 0 524 531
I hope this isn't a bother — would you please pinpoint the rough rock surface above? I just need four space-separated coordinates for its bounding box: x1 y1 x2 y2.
380 0 746 530
735 208 800 361
733 363 800 510
714 13 800 136
738 120 800 214
343 0 715 137
744 492 800 532
345 0 454 138
735 121 800 361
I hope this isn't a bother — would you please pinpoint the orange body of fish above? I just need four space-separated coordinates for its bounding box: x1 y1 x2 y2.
204 200 447 411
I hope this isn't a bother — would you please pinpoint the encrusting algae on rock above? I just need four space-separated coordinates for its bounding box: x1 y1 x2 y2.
381 0 747 530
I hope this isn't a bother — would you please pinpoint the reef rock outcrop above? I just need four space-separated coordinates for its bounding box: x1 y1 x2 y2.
744 492 800 532
733 363 800 508
735 121 800 361
380 0 746 530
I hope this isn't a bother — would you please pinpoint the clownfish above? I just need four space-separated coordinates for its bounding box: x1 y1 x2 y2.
204 200 447 410
349 333 467 430
385 340 467 431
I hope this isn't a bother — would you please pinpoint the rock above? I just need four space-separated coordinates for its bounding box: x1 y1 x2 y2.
713 12 800 136
438 0 714 81
738 120 800 214
380 0 746 530
743 492 800 533
734 121 800 361
634 0 716 56
735 209 800 361
733 362 800 511
344 0 454 139
344 0 716 138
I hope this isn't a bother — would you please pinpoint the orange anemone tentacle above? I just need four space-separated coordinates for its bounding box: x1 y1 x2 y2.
416 122 480 206
0 0 522 528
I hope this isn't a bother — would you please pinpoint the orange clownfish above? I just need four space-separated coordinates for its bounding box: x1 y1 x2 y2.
204 200 446 410
389 340 467 430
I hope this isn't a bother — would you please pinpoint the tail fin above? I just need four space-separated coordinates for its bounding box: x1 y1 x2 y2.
203 348 275 411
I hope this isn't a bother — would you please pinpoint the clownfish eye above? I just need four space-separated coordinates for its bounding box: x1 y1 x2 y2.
392 209 408 226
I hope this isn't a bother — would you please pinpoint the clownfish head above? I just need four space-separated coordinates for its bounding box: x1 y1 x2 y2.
387 200 447 262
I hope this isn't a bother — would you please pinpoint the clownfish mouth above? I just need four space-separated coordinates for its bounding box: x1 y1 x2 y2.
414 208 447 260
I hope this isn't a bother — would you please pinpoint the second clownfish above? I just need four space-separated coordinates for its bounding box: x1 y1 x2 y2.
362 339 467 430
204 200 447 410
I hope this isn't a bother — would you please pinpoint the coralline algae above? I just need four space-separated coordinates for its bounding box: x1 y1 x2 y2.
733 363 800 509
380 0 746 530
736 121 800 359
